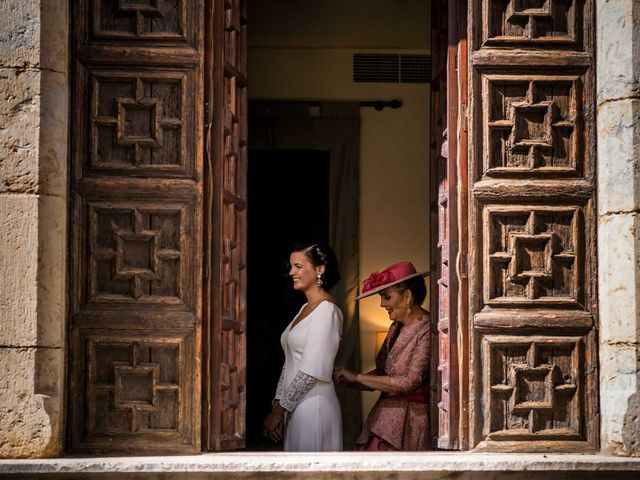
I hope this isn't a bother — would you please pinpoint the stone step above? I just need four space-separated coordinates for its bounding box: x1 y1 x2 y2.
2 453 640 479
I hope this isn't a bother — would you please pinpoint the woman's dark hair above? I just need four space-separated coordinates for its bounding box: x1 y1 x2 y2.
291 242 341 291
392 275 427 306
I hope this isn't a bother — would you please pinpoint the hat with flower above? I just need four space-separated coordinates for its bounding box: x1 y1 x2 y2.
356 261 429 299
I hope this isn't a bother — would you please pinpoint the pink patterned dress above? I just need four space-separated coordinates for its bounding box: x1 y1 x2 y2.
356 315 431 450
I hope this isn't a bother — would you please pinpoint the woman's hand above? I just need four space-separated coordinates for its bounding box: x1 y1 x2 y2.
262 402 286 443
333 366 358 386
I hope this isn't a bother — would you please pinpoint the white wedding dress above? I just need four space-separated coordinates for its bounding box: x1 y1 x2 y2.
276 300 343 451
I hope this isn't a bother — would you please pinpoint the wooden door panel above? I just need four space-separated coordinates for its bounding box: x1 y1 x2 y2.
90 0 196 42
204 0 247 450
69 327 197 450
479 333 589 442
84 67 198 178
69 0 204 453
481 0 582 47
469 0 598 452
80 195 198 308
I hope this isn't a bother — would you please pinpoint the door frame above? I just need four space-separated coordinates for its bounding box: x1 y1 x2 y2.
429 0 470 451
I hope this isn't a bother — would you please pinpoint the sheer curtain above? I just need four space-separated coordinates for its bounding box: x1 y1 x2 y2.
250 102 362 447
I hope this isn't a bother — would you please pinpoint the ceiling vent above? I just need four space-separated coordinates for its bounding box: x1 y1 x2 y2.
353 53 431 84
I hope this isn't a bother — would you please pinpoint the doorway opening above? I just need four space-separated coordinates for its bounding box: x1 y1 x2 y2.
245 0 439 451
246 149 330 450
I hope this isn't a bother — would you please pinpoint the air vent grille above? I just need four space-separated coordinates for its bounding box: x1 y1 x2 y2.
353 53 431 84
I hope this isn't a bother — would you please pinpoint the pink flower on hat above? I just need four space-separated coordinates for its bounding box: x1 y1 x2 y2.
362 270 394 293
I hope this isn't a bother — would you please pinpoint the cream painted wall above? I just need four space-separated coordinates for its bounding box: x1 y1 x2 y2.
249 47 430 419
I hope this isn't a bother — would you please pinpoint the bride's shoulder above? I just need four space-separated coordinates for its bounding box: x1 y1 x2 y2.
320 299 343 317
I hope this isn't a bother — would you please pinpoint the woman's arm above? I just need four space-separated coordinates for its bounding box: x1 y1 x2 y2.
278 371 317 411
339 327 431 394
337 368 398 393
334 366 378 390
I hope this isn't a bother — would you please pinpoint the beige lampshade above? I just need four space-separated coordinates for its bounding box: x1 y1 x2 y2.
375 331 388 356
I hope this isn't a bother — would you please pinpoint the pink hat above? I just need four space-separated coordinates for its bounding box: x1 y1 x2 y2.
356 261 429 299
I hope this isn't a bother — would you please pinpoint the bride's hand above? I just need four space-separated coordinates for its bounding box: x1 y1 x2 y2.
262 404 285 442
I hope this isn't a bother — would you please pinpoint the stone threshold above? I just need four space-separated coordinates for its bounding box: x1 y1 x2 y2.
2 453 640 475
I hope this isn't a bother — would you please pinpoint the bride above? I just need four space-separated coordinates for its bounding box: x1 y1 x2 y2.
262 242 343 451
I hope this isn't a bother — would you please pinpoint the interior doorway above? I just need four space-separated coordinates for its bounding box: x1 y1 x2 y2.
246 149 330 449
246 0 433 450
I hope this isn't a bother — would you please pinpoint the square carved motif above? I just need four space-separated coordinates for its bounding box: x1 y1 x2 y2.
90 71 191 175
88 204 184 303
92 0 188 40
484 206 581 306
483 335 583 440
481 75 582 176
481 0 579 45
87 337 182 434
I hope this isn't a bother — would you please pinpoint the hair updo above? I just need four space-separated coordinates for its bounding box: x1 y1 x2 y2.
291 242 341 291
391 275 427 307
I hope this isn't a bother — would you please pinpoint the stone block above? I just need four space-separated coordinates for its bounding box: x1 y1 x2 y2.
600 342 639 453
596 0 640 103
0 347 61 458
0 195 38 347
597 212 640 343
38 68 67 197
36 195 66 348
597 99 640 215
40 0 68 74
0 67 40 194
0 1 40 68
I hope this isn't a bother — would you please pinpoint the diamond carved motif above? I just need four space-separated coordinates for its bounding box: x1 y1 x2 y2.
93 0 187 40
484 336 582 440
483 0 578 45
89 205 183 302
116 97 162 149
486 207 580 305
91 72 188 173
114 227 160 284
114 363 159 411
484 76 580 175
87 337 182 434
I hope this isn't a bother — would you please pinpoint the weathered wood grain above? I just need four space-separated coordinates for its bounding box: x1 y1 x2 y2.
468 0 598 453
68 0 204 454
202 0 247 451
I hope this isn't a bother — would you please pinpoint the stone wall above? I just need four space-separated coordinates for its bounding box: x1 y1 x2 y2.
597 0 640 457
0 0 68 458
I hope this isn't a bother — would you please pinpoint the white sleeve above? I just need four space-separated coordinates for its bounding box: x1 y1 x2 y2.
298 302 343 382
273 365 285 401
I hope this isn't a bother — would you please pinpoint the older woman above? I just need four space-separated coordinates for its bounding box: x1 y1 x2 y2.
334 261 430 451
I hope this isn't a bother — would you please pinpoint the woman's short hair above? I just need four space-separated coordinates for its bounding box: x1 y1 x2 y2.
392 275 427 306
291 242 341 291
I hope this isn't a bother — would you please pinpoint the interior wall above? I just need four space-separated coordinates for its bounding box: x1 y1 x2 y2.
249 1 431 420
249 0 429 49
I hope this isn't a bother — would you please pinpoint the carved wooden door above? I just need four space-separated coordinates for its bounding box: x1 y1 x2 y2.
468 0 599 451
203 0 248 450
68 1 205 453
430 0 459 450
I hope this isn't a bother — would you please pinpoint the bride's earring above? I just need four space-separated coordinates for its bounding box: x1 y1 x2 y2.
317 273 323 286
